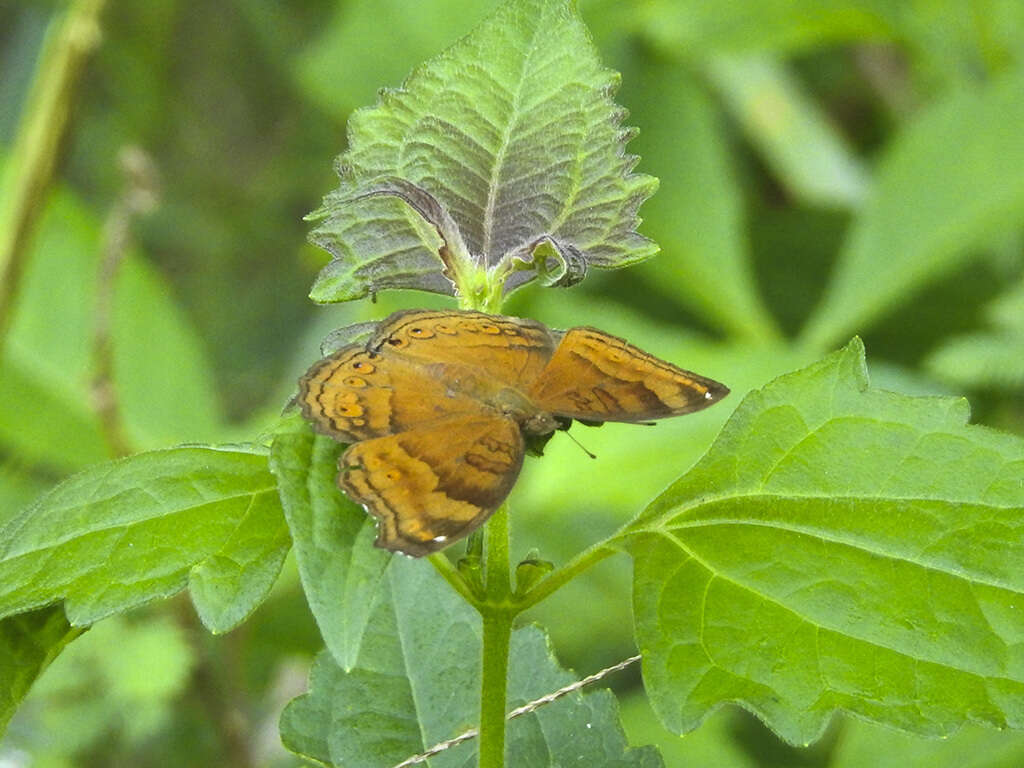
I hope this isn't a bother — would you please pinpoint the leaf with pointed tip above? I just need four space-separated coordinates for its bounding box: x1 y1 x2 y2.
308 0 657 303
801 68 1024 350
269 419 390 670
281 557 662 768
625 338 1024 744
0 446 289 632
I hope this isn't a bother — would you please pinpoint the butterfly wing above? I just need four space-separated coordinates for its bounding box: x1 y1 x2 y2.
528 327 729 423
298 344 488 442
339 414 524 556
368 309 557 389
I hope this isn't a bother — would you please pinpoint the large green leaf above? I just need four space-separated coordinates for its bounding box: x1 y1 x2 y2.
626 338 1024 744
0 446 289 633
801 68 1024 350
0 605 81 736
281 557 661 767
269 418 390 670
308 0 658 302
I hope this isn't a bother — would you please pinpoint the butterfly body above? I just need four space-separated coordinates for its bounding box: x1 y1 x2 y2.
298 308 728 556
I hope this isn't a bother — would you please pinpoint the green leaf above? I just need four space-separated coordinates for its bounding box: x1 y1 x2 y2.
638 0 892 55
626 338 1024 744
112 252 225 449
704 54 869 208
0 446 288 630
833 718 1024 768
269 419 390 669
626 59 780 341
925 278 1024 390
0 605 82 736
801 67 1024 350
308 0 658 302
0 184 107 471
281 557 661 767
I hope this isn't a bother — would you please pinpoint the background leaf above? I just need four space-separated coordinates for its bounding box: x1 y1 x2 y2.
801 68 1024 350
281 557 661 767
623 59 779 341
628 339 1024 744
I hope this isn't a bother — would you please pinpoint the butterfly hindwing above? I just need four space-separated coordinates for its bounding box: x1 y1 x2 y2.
339 414 525 556
528 327 729 423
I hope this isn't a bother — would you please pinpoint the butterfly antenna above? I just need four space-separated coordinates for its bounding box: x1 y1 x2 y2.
565 429 597 460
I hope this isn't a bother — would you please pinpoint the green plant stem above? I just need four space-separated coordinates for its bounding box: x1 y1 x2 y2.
428 552 477 604
0 0 107 350
476 504 513 768
513 540 616 611
477 604 513 768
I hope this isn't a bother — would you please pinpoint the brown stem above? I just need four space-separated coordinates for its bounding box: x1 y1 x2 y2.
90 146 160 458
0 0 108 350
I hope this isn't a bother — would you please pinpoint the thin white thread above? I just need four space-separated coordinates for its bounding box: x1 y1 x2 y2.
391 654 641 768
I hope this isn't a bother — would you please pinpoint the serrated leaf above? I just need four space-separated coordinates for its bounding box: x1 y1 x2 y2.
625 338 1024 744
269 420 390 669
0 605 81 736
801 68 1024 350
0 446 288 629
281 557 661 767
308 0 657 302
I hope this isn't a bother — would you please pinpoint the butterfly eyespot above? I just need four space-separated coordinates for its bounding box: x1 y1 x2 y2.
384 469 402 481
351 360 375 373
387 337 407 347
502 328 519 336
344 376 368 388
351 418 366 426
408 326 435 339
478 323 501 335
434 323 456 335
337 403 364 418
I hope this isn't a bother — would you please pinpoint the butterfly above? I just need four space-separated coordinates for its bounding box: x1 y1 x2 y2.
298 308 729 556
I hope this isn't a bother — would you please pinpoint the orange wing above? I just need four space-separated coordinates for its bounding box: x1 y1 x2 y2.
368 309 557 389
339 414 524 556
528 327 729 423
297 344 488 443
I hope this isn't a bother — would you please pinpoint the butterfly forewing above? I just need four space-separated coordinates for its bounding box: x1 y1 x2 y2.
340 414 525 556
298 343 493 443
528 327 729 423
369 309 557 390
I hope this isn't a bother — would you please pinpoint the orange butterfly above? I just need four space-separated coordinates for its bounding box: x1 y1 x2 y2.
298 309 728 556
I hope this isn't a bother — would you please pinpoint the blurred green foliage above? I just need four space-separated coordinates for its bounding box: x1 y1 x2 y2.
1 0 1023 765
